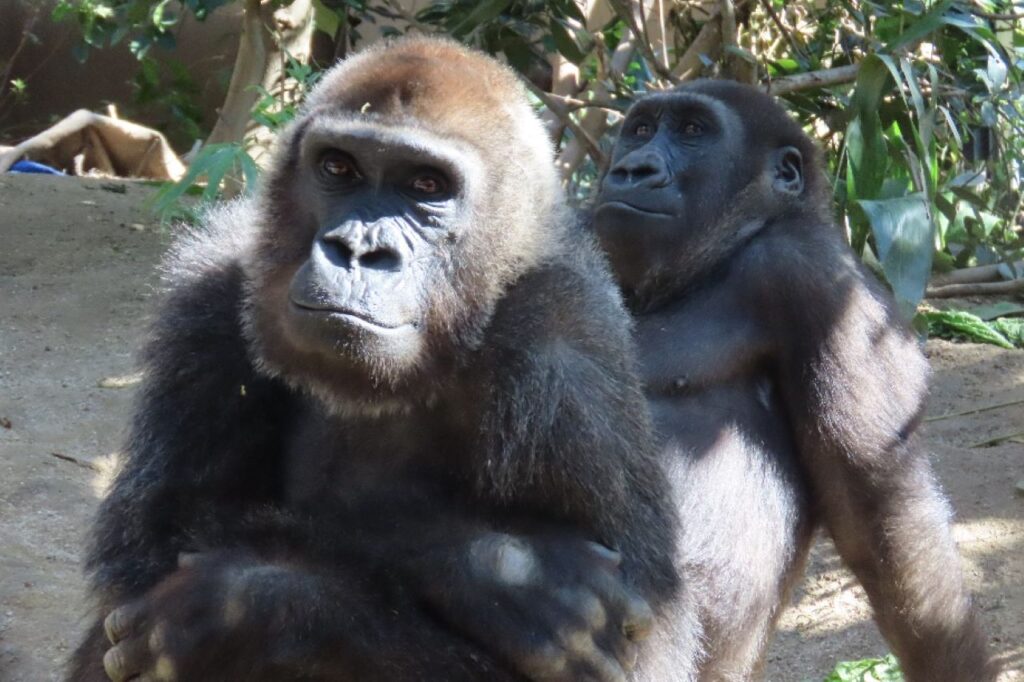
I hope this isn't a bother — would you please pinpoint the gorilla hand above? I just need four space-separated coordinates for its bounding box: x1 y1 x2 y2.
101 552 308 682
417 532 655 682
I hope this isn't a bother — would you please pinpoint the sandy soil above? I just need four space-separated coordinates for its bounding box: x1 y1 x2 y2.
0 173 1021 681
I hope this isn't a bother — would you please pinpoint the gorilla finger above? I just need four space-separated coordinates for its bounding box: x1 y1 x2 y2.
584 541 622 568
104 603 145 645
103 638 150 682
621 592 655 642
586 570 654 641
564 632 628 682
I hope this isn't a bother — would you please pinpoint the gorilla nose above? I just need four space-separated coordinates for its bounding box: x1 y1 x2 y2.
320 234 403 273
607 152 670 189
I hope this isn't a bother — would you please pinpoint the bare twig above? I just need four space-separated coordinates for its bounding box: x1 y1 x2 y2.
925 397 1024 423
969 430 1024 448
523 79 607 168
969 8 1024 21
925 279 1024 298
50 452 100 472
756 0 806 62
673 17 723 80
608 0 677 82
929 264 1005 287
762 64 860 95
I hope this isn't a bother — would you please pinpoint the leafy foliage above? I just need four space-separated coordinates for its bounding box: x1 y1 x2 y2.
52 1 1024 331
824 654 904 682
923 308 1024 348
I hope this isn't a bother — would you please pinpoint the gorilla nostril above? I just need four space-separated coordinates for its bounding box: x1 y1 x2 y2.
359 248 402 272
322 238 354 267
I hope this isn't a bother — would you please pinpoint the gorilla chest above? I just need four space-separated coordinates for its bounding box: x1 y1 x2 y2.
634 296 795 459
634 294 772 396
282 407 460 508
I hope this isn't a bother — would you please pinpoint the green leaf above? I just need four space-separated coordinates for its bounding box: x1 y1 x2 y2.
969 302 1024 321
859 193 934 317
825 653 904 682
887 0 954 51
549 18 587 64
846 55 892 201
922 310 1014 349
450 0 512 38
313 0 341 38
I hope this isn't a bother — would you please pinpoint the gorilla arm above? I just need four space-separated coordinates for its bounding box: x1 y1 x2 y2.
74 236 664 682
752 228 998 681
473 246 679 605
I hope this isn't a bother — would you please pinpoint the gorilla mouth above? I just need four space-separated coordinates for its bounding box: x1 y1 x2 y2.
598 200 675 217
289 300 412 332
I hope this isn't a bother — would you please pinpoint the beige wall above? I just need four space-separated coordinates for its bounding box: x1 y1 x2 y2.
0 0 242 150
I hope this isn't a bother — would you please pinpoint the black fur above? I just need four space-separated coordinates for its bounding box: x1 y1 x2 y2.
69 39 681 682
593 79 998 681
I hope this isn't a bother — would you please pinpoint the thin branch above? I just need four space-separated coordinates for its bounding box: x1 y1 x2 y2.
969 430 1024 448
523 78 607 168
756 0 806 62
969 8 1024 21
762 64 860 95
925 397 1024 423
925 279 1024 298
50 452 100 472
608 0 677 82
930 263 1011 287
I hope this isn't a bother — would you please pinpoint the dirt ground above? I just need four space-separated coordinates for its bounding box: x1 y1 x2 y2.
0 173 1021 681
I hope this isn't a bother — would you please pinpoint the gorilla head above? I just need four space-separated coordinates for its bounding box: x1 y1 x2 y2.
244 38 567 412
594 79 829 307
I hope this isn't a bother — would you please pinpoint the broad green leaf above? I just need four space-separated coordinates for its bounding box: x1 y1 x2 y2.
859 193 933 317
825 653 904 682
846 55 892 201
922 310 1015 349
969 302 1024 321
450 0 512 37
887 0 954 51
549 18 587 64
313 0 341 38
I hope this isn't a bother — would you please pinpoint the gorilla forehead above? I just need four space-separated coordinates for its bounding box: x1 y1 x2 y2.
305 37 533 156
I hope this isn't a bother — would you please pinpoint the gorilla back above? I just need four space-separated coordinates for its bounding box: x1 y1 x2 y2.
70 38 682 682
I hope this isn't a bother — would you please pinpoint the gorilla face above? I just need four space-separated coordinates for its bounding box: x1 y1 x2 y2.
241 38 562 412
594 91 750 293
594 85 807 304
282 119 480 370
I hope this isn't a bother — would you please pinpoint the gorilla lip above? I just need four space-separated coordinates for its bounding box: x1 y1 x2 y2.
597 200 674 217
289 300 411 332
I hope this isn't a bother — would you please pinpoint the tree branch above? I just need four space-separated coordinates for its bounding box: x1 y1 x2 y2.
523 78 607 168
762 64 860 95
925 279 1024 298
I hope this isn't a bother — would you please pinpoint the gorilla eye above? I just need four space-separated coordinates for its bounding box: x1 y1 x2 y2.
633 121 654 138
319 151 360 183
682 121 704 136
409 173 449 198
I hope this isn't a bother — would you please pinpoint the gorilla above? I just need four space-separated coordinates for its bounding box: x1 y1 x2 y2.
68 38 686 682
592 79 999 681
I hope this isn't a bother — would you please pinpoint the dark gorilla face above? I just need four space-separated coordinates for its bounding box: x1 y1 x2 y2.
594 91 749 293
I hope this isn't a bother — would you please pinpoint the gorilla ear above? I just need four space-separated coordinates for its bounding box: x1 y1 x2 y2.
771 146 804 196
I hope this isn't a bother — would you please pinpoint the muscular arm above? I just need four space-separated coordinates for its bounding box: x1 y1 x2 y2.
474 245 680 606
756 229 997 680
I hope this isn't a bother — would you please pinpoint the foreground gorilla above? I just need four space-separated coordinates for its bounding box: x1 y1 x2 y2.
593 79 998 680
69 38 686 681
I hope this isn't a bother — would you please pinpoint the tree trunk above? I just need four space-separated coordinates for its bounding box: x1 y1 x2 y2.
206 0 315 161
